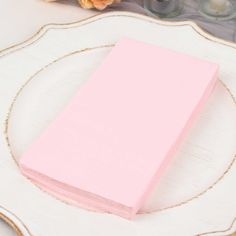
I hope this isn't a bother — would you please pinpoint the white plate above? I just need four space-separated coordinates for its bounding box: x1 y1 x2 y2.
0 11 236 236
7 45 236 214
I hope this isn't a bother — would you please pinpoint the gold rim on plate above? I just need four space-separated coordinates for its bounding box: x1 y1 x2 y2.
197 217 236 236
0 205 32 236
4 45 236 214
1 11 236 236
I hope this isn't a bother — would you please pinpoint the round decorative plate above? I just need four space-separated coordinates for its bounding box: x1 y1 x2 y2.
0 11 236 236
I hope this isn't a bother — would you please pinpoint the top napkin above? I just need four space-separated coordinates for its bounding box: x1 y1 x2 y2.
19 38 218 219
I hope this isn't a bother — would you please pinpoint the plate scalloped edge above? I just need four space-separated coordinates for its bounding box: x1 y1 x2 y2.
1 11 236 58
0 205 31 236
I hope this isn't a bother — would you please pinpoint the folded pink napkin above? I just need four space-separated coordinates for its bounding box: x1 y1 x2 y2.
20 38 218 219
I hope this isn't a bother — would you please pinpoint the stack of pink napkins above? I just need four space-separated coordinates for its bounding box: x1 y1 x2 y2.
19 38 218 219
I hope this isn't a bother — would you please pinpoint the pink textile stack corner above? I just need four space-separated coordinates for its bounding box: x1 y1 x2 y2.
20 38 218 219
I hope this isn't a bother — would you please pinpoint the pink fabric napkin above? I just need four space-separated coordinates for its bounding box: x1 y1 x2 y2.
20 38 218 219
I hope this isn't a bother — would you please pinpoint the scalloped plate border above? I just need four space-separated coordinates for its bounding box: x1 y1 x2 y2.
0 205 32 236
1 11 236 236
